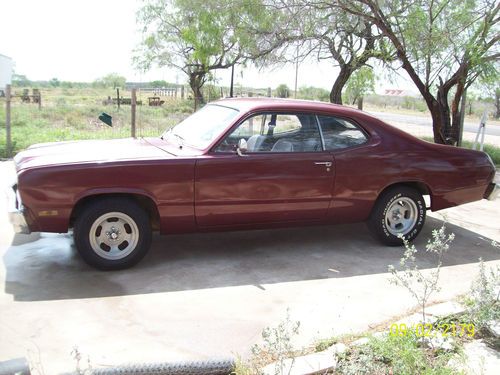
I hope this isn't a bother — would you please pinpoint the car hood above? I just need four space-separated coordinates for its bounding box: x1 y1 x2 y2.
14 138 172 171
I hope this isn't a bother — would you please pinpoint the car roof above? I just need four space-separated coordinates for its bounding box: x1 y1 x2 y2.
211 97 366 117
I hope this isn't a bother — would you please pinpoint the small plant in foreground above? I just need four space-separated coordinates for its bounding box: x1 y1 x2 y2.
250 310 300 375
70 346 92 375
388 225 455 324
336 332 455 375
464 259 500 331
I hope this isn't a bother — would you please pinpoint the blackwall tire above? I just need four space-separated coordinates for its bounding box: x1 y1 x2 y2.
74 198 152 270
367 187 426 246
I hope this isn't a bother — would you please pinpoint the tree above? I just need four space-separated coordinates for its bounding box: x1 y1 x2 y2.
276 84 290 98
254 2 392 105
335 0 500 144
49 78 60 87
150 80 169 88
344 66 375 105
94 73 126 89
136 0 270 108
297 85 330 101
11 74 31 87
306 9 390 104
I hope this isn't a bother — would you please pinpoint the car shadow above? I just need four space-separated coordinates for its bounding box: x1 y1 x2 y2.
3 216 499 301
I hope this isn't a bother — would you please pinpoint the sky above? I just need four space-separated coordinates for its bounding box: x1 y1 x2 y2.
0 0 415 93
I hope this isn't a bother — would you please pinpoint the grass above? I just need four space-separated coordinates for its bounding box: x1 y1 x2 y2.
421 136 500 166
460 140 500 166
2 87 500 162
0 87 194 157
335 332 457 375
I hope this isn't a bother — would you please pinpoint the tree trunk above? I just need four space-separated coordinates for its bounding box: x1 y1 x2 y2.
449 84 466 145
330 65 353 104
496 88 500 119
436 84 453 144
357 96 364 110
189 73 205 111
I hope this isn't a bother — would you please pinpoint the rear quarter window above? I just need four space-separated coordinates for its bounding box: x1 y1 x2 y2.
318 115 368 150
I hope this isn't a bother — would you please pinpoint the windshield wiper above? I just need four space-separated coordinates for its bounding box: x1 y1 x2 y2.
173 133 185 145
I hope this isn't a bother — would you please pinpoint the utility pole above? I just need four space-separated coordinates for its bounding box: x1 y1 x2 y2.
131 88 136 138
229 65 234 98
294 46 299 99
6 85 11 158
458 89 467 147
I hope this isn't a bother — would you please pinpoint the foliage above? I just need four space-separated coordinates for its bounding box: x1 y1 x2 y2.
343 66 375 105
337 332 456 375
0 87 189 158
93 73 126 89
150 80 169 88
11 74 32 87
463 259 500 330
49 78 60 87
388 225 455 324
135 0 275 107
275 84 290 98
297 86 330 102
250 311 300 375
335 0 500 144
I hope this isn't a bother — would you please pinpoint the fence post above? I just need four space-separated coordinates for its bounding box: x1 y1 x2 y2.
131 88 136 138
5 84 12 158
117 88 120 110
181 86 185 99
38 91 42 110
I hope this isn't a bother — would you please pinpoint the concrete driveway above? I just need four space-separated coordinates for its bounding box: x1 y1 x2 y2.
1 161 499 374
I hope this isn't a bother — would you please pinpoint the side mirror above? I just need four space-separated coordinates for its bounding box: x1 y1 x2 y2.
237 138 248 157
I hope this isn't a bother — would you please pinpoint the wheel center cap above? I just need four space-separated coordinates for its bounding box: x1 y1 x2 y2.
392 211 402 221
106 227 121 241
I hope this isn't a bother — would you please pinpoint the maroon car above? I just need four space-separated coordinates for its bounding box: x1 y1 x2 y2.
7 98 499 269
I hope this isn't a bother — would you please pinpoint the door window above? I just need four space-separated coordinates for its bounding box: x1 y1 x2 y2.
216 113 323 153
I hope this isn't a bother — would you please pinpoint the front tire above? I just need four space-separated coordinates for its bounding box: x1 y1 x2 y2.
367 186 426 246
74 198 152 270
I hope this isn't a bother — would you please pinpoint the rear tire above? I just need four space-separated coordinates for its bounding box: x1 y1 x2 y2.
74 197 152 270
367 186 426 246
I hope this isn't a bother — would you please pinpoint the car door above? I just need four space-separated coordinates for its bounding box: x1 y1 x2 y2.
195 112 335 227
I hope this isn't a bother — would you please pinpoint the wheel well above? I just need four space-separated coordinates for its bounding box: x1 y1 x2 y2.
379 182 432 208
70 193 161 230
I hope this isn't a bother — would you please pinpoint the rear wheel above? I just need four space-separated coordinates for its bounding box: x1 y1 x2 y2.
367 186 426 246
74 198 152 270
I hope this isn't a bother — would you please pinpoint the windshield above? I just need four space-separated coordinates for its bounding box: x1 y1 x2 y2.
162 104 239 149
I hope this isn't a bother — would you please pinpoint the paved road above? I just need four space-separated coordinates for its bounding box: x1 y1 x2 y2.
1 161 499 373
368 110 500 137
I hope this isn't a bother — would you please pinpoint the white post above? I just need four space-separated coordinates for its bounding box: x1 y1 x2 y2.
472 111 487 151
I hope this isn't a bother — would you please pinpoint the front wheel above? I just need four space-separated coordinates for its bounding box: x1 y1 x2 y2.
367 187 426 246
74 198 152 270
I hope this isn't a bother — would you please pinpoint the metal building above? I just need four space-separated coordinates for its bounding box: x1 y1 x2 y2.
0 54 13 90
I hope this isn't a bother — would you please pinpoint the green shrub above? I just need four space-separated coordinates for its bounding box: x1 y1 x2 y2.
337 332 456 375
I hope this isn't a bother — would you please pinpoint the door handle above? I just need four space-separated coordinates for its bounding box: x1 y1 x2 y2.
314 162 332 167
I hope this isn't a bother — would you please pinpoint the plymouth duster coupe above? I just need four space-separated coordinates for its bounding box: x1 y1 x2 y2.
7 98 499 269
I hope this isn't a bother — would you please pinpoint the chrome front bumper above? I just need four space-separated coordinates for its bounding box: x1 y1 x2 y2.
485 182 500 201
6 184 31 234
